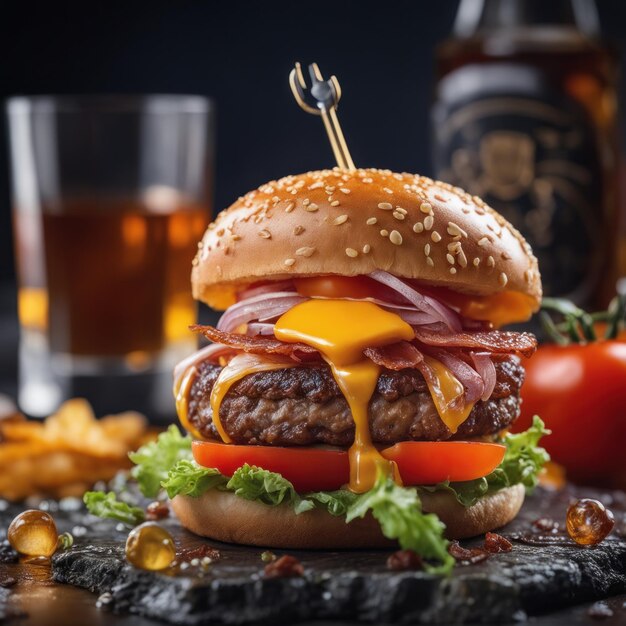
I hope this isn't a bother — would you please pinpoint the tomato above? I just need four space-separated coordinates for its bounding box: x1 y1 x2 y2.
515 340 626 484
382 441 505 485
192 440 505 492
294 275 390 301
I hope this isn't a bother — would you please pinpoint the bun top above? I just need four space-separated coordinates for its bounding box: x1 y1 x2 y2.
192 168 541 311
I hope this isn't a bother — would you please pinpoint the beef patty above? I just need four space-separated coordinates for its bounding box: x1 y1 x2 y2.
186 356 524 446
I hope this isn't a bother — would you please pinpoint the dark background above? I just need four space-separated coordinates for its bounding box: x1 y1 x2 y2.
1 0 625 285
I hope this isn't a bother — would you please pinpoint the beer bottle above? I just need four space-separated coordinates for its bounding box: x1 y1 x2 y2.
432 0 618 307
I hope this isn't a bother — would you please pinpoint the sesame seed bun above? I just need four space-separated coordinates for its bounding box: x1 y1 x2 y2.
171 484 524 548
192 168 541 312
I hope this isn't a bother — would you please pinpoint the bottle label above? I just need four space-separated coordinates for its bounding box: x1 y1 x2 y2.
432 63 607 302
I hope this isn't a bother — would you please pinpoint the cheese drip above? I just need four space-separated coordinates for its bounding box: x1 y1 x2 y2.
421 355 475 434
174 366 205 441
209 353 295 443
275 299 413 493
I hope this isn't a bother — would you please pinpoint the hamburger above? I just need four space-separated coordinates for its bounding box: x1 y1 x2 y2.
165 168 548 572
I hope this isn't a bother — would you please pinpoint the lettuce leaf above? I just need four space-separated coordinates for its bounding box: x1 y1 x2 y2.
129 425 193 497
162 460 227 498
348 474 454 574
83 491 145 526
421 416 550 507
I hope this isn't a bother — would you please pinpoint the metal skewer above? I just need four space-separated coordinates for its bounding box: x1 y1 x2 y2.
289 62 356 171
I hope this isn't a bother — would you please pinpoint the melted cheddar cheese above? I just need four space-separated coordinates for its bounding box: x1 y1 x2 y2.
274 300 413 492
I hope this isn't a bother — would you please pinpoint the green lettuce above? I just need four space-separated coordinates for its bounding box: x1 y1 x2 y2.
83 491 145 526
129 425 193 497
421 416 550 507
93 415 549 575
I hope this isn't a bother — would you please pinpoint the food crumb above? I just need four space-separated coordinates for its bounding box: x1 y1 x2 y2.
260 550 276 563
448 541 490 565
484 532 512 553
532 517 560 533
386 549 423 571
146 501 170 520
264 554 304 578
0 576 17 588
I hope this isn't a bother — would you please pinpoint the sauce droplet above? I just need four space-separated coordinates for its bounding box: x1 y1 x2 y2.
8 510 58 558
566 498 615 546
125 522 176 571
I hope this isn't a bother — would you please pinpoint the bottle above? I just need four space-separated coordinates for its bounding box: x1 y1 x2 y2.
432 0 619 307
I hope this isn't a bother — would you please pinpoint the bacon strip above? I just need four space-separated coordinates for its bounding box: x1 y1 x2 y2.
190 325 319 362
413 326 537 358
364 342 423 371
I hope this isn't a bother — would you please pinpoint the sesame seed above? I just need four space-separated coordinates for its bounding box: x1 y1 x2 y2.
290 189 298 194
424 244 431 256
293 225 304 235
330 200 340 207
308 181 323 190
473 257 480 267
449 267 457 275
383 187 393 194
366 217 378 225
345 248 359 258
296 246 316 257
271 195 280 203
431 231 442 243
305 203 319 212
499 272 508 287
420 202 432 214
426 257 434 267
413 222 424 233
362 244 371 254
284 258 296 267
448 241 461 253
333 215 349 226
524 269 533 283
392 211 405 221
389 230 403 245
487 256 495 267
325 186 335 193
395 207 408 215
446 253 455 265
258 229 271 239
380 229 389 237
447 222 468 238
424 215 434 231
340 188 351 194
435 193 446 202
478 237 490 247
378 202 393 211
458 251 468 267
303 198 310 206
285 203 295 213
501 252 512 260
363 177 373 183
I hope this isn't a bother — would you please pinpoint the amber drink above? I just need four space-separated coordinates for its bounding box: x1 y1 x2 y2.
7 96 214 420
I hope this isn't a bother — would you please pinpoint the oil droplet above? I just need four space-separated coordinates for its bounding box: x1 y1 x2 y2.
7 510 58 557
566 498 615 546
125 522 175 571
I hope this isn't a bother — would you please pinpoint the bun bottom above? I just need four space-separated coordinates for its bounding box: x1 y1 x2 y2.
171 484 524 548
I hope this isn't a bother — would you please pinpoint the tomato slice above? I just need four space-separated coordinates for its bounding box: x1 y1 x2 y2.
192 441 350 492
192 440 505 492
294 276 390 301
381 441 505 485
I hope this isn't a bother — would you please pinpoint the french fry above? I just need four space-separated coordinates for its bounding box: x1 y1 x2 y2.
0 398 156 501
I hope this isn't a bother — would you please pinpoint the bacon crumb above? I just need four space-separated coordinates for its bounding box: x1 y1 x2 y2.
386 549 423 571
264 555 304 578
484 532 513 553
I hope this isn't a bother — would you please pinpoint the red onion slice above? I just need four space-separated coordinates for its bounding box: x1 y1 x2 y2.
368 271 461 331
173 343 233 386
217 292 307 332
471 352 497 401
246 323 276 336
237 280 295 300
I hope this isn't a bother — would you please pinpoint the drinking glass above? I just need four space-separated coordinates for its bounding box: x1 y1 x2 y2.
6 95 214 421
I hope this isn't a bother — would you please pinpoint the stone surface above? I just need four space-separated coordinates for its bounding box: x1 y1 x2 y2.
2 486 626 624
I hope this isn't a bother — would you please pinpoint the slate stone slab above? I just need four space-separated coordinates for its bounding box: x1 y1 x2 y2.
2 486 626 624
